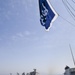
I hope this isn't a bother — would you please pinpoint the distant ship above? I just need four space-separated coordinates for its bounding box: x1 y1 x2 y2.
64 44 75 75
64 66 75 75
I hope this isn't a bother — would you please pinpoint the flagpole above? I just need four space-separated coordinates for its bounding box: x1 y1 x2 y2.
69 44 75 66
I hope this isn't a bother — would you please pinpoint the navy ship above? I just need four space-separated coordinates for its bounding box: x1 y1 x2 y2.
64 66 75 75
64 45 75 75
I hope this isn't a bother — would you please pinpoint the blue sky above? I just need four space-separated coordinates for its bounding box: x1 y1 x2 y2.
0 0 75 75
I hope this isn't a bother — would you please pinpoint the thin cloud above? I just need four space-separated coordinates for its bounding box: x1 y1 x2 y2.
24 31 31 36
11 33 24 41
11 31 36 41
12 35 18 40
0 38 2 41
17 33 24 38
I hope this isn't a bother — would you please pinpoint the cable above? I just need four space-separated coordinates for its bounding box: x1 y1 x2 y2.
50 0 75 28
62 0 75 20
66 0 75 11
59 15 75 28
72 0 75 3
62 0 75 18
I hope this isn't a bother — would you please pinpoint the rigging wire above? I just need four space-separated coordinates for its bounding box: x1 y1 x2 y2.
66 0 75 11
59 15 75 28
49 0 75 28
62 0 75 20
72 0 75 3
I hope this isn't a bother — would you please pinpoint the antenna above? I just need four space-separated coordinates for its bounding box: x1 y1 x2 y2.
69 44 75 66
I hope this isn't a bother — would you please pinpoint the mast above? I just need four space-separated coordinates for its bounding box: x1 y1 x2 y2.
69 44 75 66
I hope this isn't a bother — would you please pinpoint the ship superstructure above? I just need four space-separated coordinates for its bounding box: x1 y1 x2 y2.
64 66 75 75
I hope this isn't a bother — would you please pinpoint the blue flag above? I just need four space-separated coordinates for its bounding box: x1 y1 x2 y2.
39 0 58 30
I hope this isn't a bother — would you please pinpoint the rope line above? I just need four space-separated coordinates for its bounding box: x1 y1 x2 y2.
59 15 75 28
66 0 75 11
72 0 75 3
49 0 75 28
62 0 75 20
